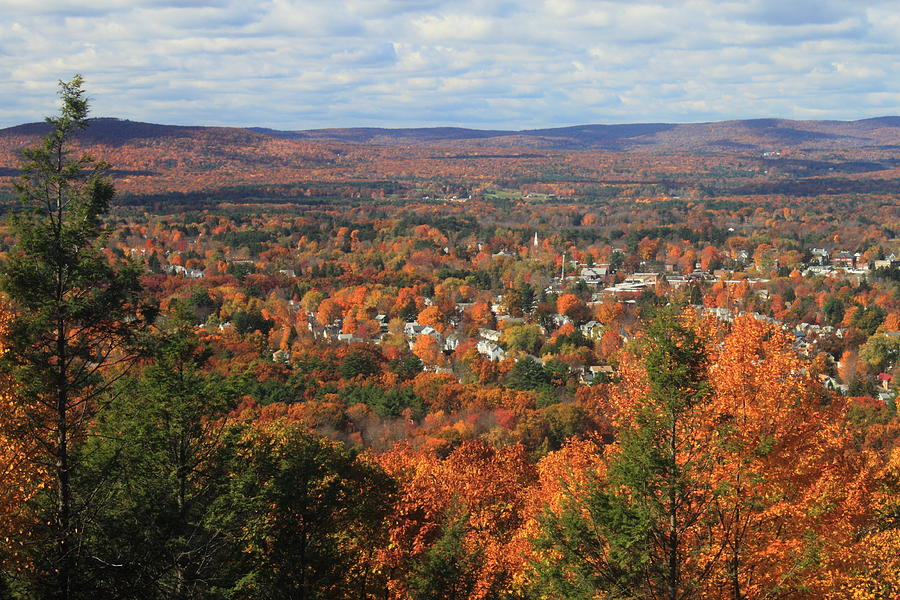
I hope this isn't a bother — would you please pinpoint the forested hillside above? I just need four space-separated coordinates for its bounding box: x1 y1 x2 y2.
0 79 896 600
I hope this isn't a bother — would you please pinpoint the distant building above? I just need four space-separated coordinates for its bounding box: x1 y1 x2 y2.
629 273 662 285
579 265 612 286
810 248 829 265
579 321 604 339
873 255 900 270
444 333 464 352
404 322 426 338
602 272 659 298
478 328 501 343
832 251 855 269
581 365 614 383
164 264 204 279
476 340 505 362
552 314 573 327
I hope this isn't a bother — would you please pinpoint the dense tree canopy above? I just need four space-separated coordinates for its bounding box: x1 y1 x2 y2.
0 77 896 599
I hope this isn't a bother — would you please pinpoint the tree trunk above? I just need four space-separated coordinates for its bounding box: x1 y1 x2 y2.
668 416 679 600
730 552 742 600
56 325 71 600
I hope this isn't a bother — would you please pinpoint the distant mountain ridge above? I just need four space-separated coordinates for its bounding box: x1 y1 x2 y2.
4 116 900 152
249 118 900 151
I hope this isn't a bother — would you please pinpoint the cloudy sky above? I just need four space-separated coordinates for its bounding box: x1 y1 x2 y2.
2 0 899 130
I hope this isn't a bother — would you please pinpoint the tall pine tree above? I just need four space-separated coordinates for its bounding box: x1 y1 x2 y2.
532 308 718 600
0 75 150 599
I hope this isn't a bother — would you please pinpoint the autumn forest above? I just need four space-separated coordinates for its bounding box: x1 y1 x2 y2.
0 78 897 600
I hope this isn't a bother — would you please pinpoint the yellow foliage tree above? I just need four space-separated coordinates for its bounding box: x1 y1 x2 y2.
0 305 46 577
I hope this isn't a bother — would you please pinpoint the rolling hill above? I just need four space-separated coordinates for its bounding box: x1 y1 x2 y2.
4 116 900 153
3 116 900 201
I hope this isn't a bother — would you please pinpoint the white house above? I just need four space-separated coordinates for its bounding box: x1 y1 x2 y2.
476 340 506 361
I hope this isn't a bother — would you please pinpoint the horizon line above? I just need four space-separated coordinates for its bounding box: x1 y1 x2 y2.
3 115 900 134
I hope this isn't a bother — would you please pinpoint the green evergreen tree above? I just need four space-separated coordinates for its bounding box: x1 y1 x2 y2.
399 297 419 322
78 329 237 599
518 282 536 315
408 507 479 600
0 75 150 599
213 423 396 600
506 357 551 392
340 347 382 379
532 309 715 600
687 283 703 306
823 296 845 327
852 305 886 336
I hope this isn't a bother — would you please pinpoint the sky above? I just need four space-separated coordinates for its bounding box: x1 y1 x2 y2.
2 0 899 130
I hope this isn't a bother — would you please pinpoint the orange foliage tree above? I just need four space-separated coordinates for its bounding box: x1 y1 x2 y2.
377 441 536 600
0 306 45 577
701 315 871 599
412 333 444 367
821 445 899 600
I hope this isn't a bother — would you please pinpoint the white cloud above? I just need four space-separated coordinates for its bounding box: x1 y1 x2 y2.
0 0 898 129
412 14 494 41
